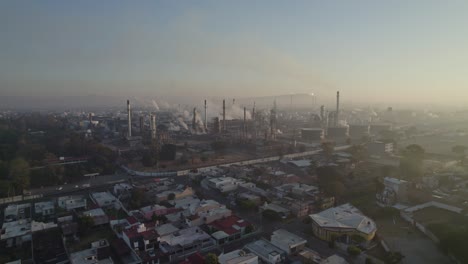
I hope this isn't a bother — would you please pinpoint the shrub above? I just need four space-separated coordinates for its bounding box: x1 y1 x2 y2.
347 245 362 256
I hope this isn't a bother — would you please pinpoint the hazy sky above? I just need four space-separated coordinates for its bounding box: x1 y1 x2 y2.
1 1 468 105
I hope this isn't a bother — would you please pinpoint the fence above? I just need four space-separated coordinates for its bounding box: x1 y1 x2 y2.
122 146 351 178
0 194 43 205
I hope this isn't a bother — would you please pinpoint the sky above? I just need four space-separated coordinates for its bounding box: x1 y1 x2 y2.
1 1 468 106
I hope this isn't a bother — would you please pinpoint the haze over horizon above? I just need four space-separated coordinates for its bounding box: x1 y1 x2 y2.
2 1 468 107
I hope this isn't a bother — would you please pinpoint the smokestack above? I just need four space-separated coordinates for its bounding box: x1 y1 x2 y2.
335 91 340 126
127 100 132 137
222 99 226 132
139 116 144 134
88 113 92 122
192 108 197 131
204 100 207 131
253 102 256 140
320 105 325 121
150 114 156 141
243 107 246 139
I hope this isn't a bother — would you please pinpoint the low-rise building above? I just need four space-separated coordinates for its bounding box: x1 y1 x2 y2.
244 239 286 264
376 177 409 206
309 203 377 242
270 229 307 255
91 192 119 209
70 239 113 264
260 202 290 218
122 223 158 253
4 203 31 222
33 227 69 264
82 208 109 226
34 201 55 217
367 141 393 157
207 177 255 193
155 223 179 237
159 226 216 262
1 219 32 247
208 215 252 245
320 255 348 264
58 195 87 211
218 249 258 264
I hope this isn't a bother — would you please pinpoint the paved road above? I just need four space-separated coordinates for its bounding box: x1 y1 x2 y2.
28 172 130 197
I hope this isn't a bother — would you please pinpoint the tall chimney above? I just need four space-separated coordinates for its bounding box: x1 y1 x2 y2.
127 100 132 137
335 91 340 126
320 105 325 121
192 108 197 131
139 116 144 134
243 107 246 139
150 114 156 141
252 102 256 140
204 100 207 131
222 99 226 132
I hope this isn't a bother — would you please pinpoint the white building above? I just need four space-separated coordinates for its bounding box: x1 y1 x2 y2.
270 229 307 255
34 201 55 217
377 177 409 206
70 240 114 264
244 239 286 264
207 177 255 193
58 195 87 211
90 192 119 209
218 249 258 264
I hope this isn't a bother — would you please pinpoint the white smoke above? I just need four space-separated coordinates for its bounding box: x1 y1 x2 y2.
177 117 188 130
152 100 160 111
205 99 252 121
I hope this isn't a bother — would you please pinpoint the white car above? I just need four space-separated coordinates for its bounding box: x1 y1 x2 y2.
56 186 63 191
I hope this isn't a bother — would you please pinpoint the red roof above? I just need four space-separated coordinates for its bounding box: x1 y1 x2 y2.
180 252 205 264
209 215 250 235
126 216 139 225
141 229 158 240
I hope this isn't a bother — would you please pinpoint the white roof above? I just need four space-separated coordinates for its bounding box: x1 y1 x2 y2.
288 160 312 167
320 255 348 264
384 177 407 185
310 203 377 235
218 250 258 264
211 230 230 240
271 229 307 246
155 223 179 236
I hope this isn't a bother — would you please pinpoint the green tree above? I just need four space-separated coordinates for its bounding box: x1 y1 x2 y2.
245 224 254 234
167 193 176 200
10 158 30 192
79 215 94 233
205 253 218 264
347 245 362 256
262 209 281 221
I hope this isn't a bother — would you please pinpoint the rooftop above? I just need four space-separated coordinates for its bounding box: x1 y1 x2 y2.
209 215 250 235
155 223 179 236
309 203 377 235
244 239 286 259
159 226 211 248
218 249 258 264
271 229 307 247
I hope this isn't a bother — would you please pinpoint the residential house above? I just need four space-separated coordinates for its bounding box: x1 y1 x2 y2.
70 239 113 264
218 250 258 264
122 223 159 253
34 201 55 218
159 226 215 262
208 215 252 245
90 192 120 209
82 208 109 227
58 195 87 211
244 239 286 264
270 229 307 255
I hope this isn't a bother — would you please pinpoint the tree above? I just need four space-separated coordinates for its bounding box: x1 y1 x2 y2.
130 188 145 208
9 158 30 192
211 141 227 155
167 193 176 200
142 150 157 167
347 245 362 256
245 224 254 234
262 209 281 221
400 144 425 180
205 253 218 264
79 215 94 233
